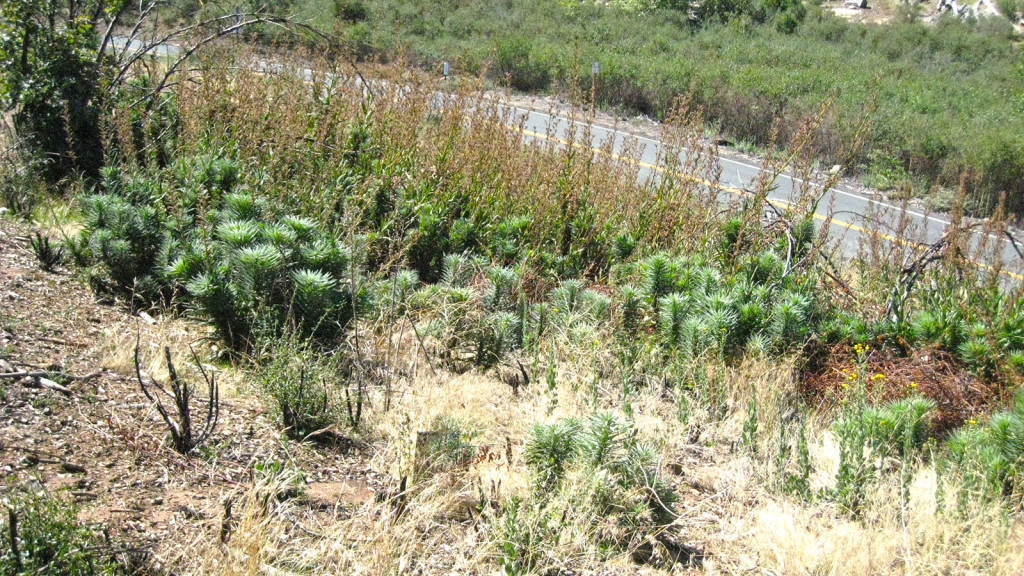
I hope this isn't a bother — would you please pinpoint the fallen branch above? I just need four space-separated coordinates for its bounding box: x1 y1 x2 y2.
0 369 101 396
0 370 99 381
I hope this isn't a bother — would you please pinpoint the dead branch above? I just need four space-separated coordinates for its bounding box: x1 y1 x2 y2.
0 366 98 395
886 223 981 324
0 370 99 381
133 331 219 455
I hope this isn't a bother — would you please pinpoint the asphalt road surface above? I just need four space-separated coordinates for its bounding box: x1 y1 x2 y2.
109 34 1024 282
499 105 1024 283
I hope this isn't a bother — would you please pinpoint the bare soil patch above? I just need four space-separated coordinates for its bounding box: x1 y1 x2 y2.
0 218 379 570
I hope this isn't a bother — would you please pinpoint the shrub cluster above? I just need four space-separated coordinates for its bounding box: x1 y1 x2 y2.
1 489 126 575
67 158 360 349
296 0 1024 211
945 389 1024 505
499 412 676 572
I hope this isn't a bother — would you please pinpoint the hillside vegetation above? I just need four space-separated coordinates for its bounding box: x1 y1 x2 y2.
2 4 1024 574
251 0 1024 213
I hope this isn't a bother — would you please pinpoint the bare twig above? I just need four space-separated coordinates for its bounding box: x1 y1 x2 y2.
133 330 219 455
8 508 21 572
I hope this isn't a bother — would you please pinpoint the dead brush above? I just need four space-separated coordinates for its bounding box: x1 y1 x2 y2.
133 333 219 455
172 50 733 270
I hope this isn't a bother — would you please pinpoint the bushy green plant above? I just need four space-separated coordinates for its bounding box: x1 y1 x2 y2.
0 155 46 217
524 419 582 490
617 284 645 337
494 37 551 92
180 219 355 348
484 266 518 311
641 253 679 303
1 488 123 575
29 232 64 272
525 413 675 520
945 390 1024 504
837 396 936 458
832 382 935 516
415 416 477 476
440 253 478 287
252 333 345 440
72 193 171 304
658 293 689 348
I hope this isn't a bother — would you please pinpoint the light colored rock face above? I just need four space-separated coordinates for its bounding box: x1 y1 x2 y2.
829 0 1021 26
935 0 1002 17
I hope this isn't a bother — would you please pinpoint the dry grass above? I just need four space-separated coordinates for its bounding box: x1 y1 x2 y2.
99 312 249 399
65 48 1024 575
153 346 1023 575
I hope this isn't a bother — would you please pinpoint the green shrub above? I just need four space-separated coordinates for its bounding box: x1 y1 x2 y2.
415 416 477 476
837 396 936 458
440 253 478 287
523 412 677 551
641 253 679 303
74 194 171 304
484 266 518 311
1 488 123 575
29 232 64 272
64 160 362 349
618 284 645 337
334 0 369 22
658 293 689 348
945 390 1024 504
0 155 46 217
474 310 523 367
493 37 551 92
525 419 582 490
252 334 345 439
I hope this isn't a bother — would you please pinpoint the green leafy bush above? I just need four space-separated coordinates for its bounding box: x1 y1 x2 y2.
945 390 1024 504
65 160 362 349
415 416 477 476
1 488 123 575
524 412 675 521
252 333 346 439
72 194 171 305
493 37 551 92
29 232 64 272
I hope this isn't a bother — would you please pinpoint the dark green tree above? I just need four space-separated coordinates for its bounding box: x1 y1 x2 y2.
0 0 117 179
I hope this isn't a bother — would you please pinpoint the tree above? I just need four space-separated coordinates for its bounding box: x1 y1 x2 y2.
0 0 311 181
0 0 116 179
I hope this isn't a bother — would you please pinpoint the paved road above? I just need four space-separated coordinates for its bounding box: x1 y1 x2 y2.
108 34 1024 281
501 105 1024 282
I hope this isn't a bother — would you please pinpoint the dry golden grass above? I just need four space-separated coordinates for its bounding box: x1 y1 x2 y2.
138 328 1024 576
93 51 1024 575
99 312 249 399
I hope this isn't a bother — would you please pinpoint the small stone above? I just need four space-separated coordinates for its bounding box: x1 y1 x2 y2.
153 497 164 505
